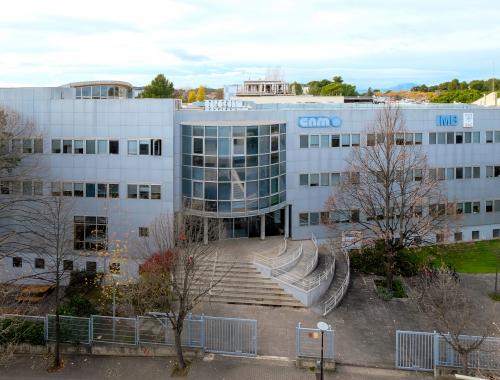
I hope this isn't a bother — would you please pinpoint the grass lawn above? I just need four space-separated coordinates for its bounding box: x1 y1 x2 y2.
407 239 500 273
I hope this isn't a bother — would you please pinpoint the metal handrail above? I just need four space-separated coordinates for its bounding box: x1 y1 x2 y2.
322 249 350 316
254 238 287 265
302 234 319 277
255 240 302 271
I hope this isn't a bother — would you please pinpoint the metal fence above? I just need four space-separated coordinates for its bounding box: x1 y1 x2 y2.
1 313 257 357
296 322 334 360
396 330 500 372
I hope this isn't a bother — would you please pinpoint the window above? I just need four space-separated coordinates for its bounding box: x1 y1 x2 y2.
97 140 107 154
128 140 138 155
493 229 500 238
22 181 32 196
97 183 107 198
86 140 96 154
455 132 463 144
299 135 308 148
74 140 84 154
438 132 446 144
429 133 436 144
414 169 422 181
63 182 73 196
74 183 84 197
86 261 97 273
486 201 493 213
138 227 149 237
309 135 319 148
109 140 119 154
62 140 72 154
151 185 161 200
320 135 329 148
51 182 61 196
341 134 350 147
331 172 340 185
299 213 309 226
309 212 319 226
109 262 120 274
331 134 340 148
128 184 138 199
455 167 463 179
473 167 480 179
309 174 319 187
34 182 43 196
320 173 329 186
472 201 480 214
139 140 150 155
351 134 360 147
86 183 96 197
152 139 162 155
367 133 376 146
139 184 150 199
74 216 107 251
395 133 405 145
35 258 45 269
454 232 462 242
473 132 480 143
471 231 480 240
414 133 423 145
33 139 43 153
108 184 119 198
12 257 22 268
52 139 61 153
63 260 74 271
486 166 500 178
436 233 444 243
22 139 32 154
299 174 308 186
486 131 493 143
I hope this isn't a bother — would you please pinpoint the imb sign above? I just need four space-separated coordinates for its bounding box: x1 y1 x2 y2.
298 116 342 128
436 115 458 127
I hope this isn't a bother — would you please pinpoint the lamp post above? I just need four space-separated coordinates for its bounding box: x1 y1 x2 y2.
111 273 119 341
317 321 329 380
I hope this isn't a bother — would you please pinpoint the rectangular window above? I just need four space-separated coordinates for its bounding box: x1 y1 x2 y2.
320 135 330 148
74 215 107 251
138 227 149 237
472 230 480 240
109 184 119 198
152 139 162 156
52 139 61 153
12 257 22 268
109 140 119 154
51 182 61 196
454 232 462 242
438 168 446 180
74 183 84 197
299 213 309 226
405 133 414 145
97 140 107 154
331 134 340 148
63 260 73 271
464 202 472 214
429 133 436 144
414 169 422 181
436 233 444 243
486 166 493 178
74 140 84 154
33 138 43 153
455 167 463 179
309 135 319 148
330 172 340 185
34 181 43 196
22 139 32 154
139 140 150 155
486 131 493 143
128 140 138 155
62 182 73 196
496 131 500 143
299 135 308 148
86 140 96 154
465 132 472 143
139 184 150 199
86 261 97 273
395 133 405 145
109 263 120 274
464 167 472 179
455 132 463 144
151 185 161 199
62 140 72 154
414 133 423 145
446 168 454 180
341 134 350 147
320 173 330 186
446 132 454 144
367 133 376 146
128 184 138 199
299 174 308 186
493 229 500 238
309 173 319 187
486 200 493 213
437 132 446 144
351 134 360 147
35 258 45 269
309 212 319 226
85 183 96 197
473 132 480 143
97 183 107 198
473 167 480 178
472 201 480 214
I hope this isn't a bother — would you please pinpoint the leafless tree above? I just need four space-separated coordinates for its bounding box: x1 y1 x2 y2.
129 213 229 372
410 267 493 375
326 105 450 289
16 195 75 370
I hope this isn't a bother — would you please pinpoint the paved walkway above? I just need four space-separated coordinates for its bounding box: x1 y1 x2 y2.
2 355 432 379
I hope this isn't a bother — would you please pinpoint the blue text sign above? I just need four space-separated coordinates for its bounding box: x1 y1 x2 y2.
298 116 342 128
436 115 458 127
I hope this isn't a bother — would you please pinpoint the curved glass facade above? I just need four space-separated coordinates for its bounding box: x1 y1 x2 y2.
182 123 286 217
75 85 130 99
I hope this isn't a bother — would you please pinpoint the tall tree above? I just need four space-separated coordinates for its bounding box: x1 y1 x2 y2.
130 214 229 372
139 74 175 98
290 81 303 95
187 90 196 103
326 105 448 289
195 86 206 102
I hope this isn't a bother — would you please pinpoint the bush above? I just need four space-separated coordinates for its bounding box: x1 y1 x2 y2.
375 277 407 300
65 270 102 298
58 294 97 317
0 319 45 346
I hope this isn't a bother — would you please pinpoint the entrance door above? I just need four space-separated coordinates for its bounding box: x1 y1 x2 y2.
248 216 260 238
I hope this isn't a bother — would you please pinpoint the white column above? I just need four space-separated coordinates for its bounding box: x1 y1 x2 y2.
284 205 289 238
203 217 208 245
260 214 266 240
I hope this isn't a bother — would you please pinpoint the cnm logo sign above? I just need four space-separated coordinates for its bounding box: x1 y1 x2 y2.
436 115 458 127
298 116 342 128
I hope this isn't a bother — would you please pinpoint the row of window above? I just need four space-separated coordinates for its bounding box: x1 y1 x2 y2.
0 180 43 196
51 182 119 198
430 167 481 180
429 131 481 144
367 132 423 146
299 172 342 187
11 257 123 273
299 210 359 226
51 139 162 155
7 138 44 154
438 229 500 243
127 184 161 200
299 134 360 149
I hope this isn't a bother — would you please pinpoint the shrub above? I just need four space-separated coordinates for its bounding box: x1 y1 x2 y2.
58 294 97 317
65 270 102 298
0 319 45 346
374 277 407 300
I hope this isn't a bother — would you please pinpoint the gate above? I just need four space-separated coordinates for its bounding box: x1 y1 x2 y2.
296 322 334 359
395 330 435 371
203 316 257 357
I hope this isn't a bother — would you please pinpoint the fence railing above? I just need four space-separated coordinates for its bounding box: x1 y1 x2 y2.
254 238 287 265
302 234 319 278
322 249 350 316
1 313 257 357
396 330 500 372
296 322 334 360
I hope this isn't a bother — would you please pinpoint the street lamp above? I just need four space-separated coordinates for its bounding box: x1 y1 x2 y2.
111 273 119 341
317 321 329 380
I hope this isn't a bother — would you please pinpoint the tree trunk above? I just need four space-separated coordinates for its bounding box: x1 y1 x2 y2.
54 275 61 368
461 352 469 375
386 244 395 291
174 327 186 370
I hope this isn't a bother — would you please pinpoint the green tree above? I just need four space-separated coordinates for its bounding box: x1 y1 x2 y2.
139 74 175 98
430 89 483 104
187 90 196 103
196 86 206 102
332 75 343 84
320 82 357 96
290 81 303 95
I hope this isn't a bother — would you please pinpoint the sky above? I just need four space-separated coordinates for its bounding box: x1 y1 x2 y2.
1 0 500 90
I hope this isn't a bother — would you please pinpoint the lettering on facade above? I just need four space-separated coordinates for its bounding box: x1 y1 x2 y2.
298 116 342 128
463 112 474 128
436 115 458 127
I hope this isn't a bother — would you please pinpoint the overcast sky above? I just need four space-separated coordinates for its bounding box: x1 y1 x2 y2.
1 0 500 90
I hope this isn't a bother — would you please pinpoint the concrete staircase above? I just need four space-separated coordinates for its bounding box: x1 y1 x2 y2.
197 260 305 308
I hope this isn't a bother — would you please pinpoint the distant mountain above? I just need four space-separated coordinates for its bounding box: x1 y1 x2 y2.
384 83 418 92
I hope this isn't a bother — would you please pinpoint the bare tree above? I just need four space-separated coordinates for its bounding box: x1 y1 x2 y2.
410 267 493 375
326 105 449 289
130 213 228 372
17 195 75 370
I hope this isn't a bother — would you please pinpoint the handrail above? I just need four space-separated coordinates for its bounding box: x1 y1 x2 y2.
254 237 287 265
302 233 319 277
208 250 218 295
322 249 350 316
270 244 302 275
